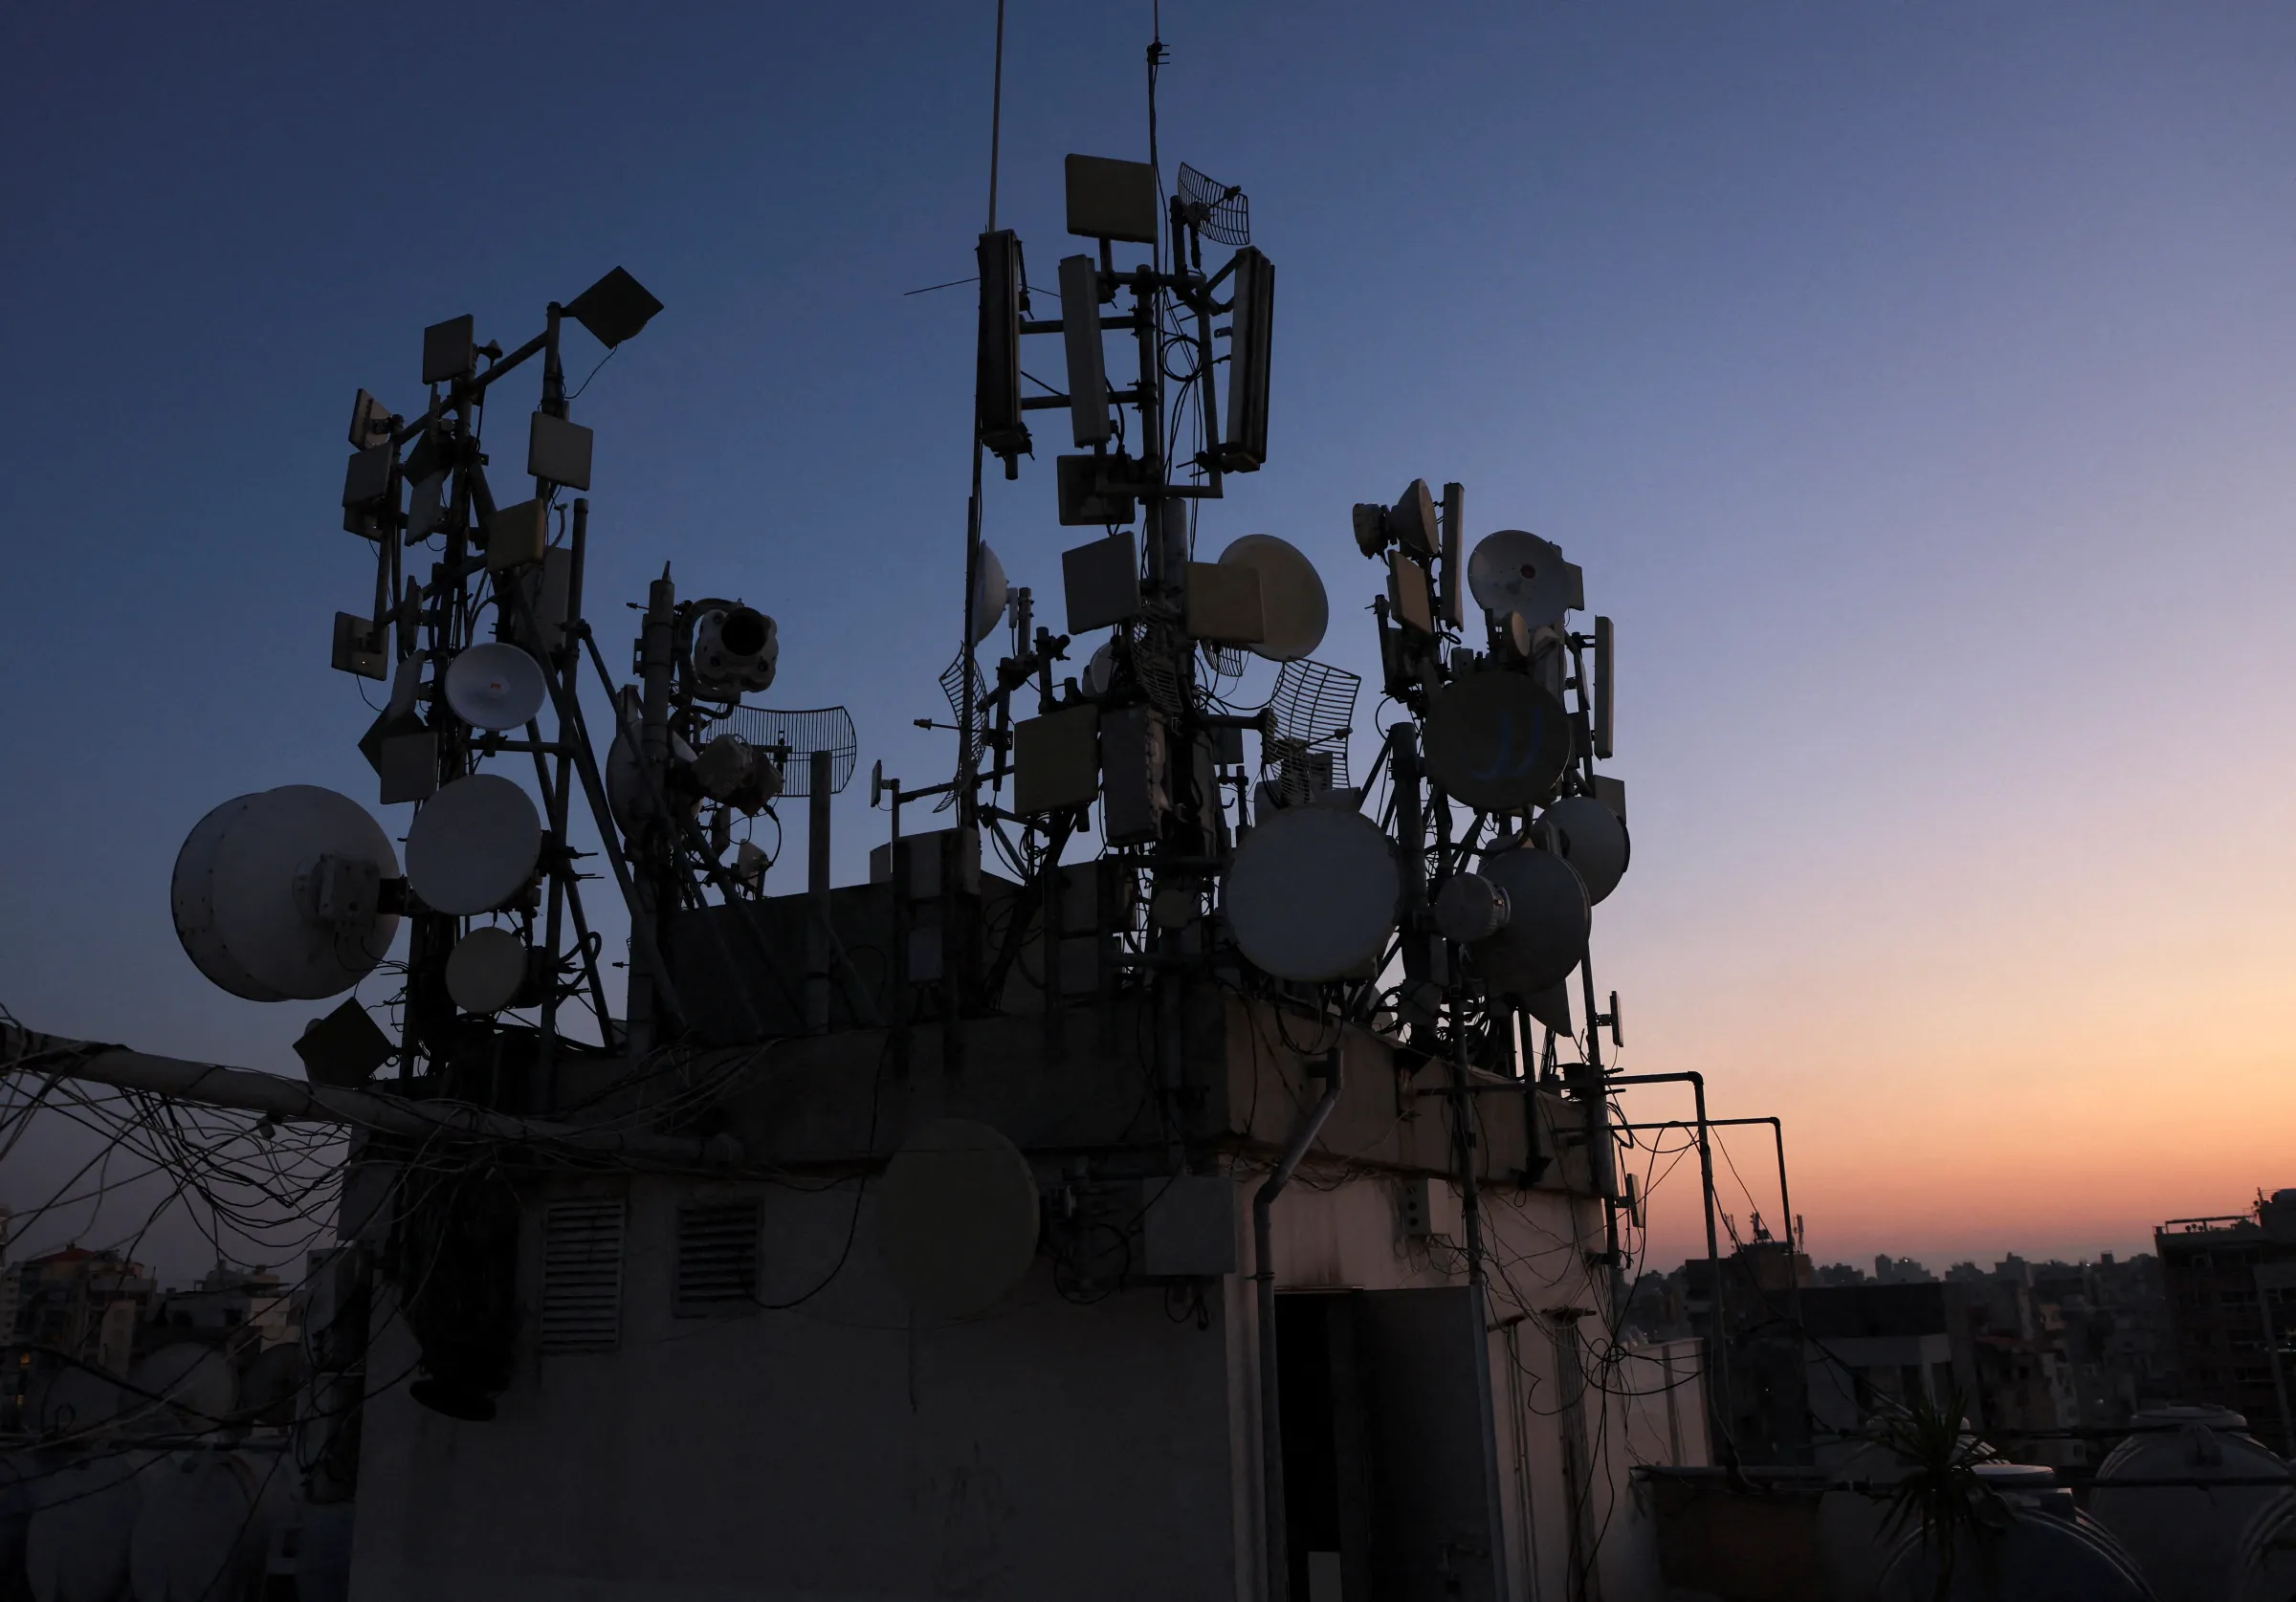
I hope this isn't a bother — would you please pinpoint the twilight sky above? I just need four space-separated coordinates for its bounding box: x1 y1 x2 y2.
4 3 2294 1277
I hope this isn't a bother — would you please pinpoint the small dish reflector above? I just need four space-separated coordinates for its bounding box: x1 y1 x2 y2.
446 926 528 1013
1539 795 1629 905
1082 639 1115 698
1468 530 1580 626
1422 670 1574 812
171 786 401 1001
405 775 542 915
1218 534 1328 662
1223 804 1399 982
872 1119 1040 1319
1472 847 1589 999
972 544 1009 645
1433 872 1511 944
444 643 548 732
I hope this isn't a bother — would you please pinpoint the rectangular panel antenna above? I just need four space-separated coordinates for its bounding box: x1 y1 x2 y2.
1182 561 1265 644
1058 254 1111 448
975 231 1030 469
1065 155 1160 243
527 412 594 490
1593 615 1614 758
1062 532 1140 632
1440 482 1465 627
1222 248 1274 472
421 314 475 385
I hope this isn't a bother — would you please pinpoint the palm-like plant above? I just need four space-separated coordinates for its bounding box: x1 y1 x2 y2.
1866 1386 2005 1602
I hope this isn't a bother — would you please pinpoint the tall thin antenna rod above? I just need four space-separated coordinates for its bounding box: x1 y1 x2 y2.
987 0 1008 231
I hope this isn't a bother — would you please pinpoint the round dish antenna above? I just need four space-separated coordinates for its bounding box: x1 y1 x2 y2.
1433 872 1511 944
872 1118 1040 1319
172 786 401 1001
1224 803 1399 981
444 643 547 732
1422 670 1574 812
446 926 529 1013
1472 847 1589 998
1082 639 1116 698
404 775 541 915
1468 529 1577 625
972 543 1009 645
1219 534 1328 661
1539 795 1629 905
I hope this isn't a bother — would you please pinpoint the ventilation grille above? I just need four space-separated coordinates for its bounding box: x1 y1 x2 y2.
541 1196 625 1353
675 1198 760 1316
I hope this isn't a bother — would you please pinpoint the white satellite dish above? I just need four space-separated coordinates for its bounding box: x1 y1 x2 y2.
445 926 528 1013
404 774 541 915
872 1118 1040 1319
1218 534 1327 662
1539 795 1629 905
1468 529 1579 626
1472 846 1589 999
1082 639 1115 698
172 786 401 1002
972 543 1009 645
1224 804 1399 982
444 643 547 732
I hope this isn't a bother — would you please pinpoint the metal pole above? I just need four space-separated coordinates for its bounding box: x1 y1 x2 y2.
807 748 834 1032
1609 1071 1731 1464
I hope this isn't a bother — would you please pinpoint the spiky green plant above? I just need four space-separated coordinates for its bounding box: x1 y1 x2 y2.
1866 1386 2004 1602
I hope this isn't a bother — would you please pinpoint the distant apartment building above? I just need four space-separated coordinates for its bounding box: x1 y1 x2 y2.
2156 1188 2296 1455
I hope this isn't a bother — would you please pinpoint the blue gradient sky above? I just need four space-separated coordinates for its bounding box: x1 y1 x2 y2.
6 4 2295 1276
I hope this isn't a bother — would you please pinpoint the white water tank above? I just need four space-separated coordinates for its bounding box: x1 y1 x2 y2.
129 1448 292 1602
1876 1462 2153 1601
2090 1405 2295 1602
27 1452 153 1602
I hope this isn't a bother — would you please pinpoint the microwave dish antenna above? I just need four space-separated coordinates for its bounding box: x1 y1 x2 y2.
1539 794 1629 905
1223 803 1398 982
1467 529 1579 627
972 543 1010 646
172 786 401 1001
872 1119 1041 1319
1471 846 1589 998
446 926 529 1014
444 643 547 732
691 603 779 700
404 774 542 915
1422 670 1573 812
1218 534 1327 662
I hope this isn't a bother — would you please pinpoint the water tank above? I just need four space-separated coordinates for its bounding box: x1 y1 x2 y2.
2233 1494 2296 1601
26 1452 153 1602
129 1448 291 1602
2089 1405 2295 1602
124 1345 236 1437
1875 1463 2154 1601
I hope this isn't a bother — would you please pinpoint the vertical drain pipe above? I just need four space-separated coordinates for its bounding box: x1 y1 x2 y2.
1255 1049 1342 1602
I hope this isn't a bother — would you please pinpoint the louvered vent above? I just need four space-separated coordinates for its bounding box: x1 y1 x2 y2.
675 1197 760 1316
541 1196 625 1353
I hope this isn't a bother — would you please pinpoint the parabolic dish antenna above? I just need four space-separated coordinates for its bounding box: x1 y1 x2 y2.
1422 670 1574 812
1468 529 1578 626
872 1118 1040 1319
1082 639 1115 698
1218 534 1328 662
172 786 401 1002
405 774 541 915
972 543 1009 645
1223 803 1399 982
1538 795 1629 905
444 643 547 732
1472 847 1589 999
445 926 528 1013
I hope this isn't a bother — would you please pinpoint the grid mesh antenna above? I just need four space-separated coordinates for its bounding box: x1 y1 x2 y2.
1261 658 1358 805
701 705 856 795
1177 164 1250 247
